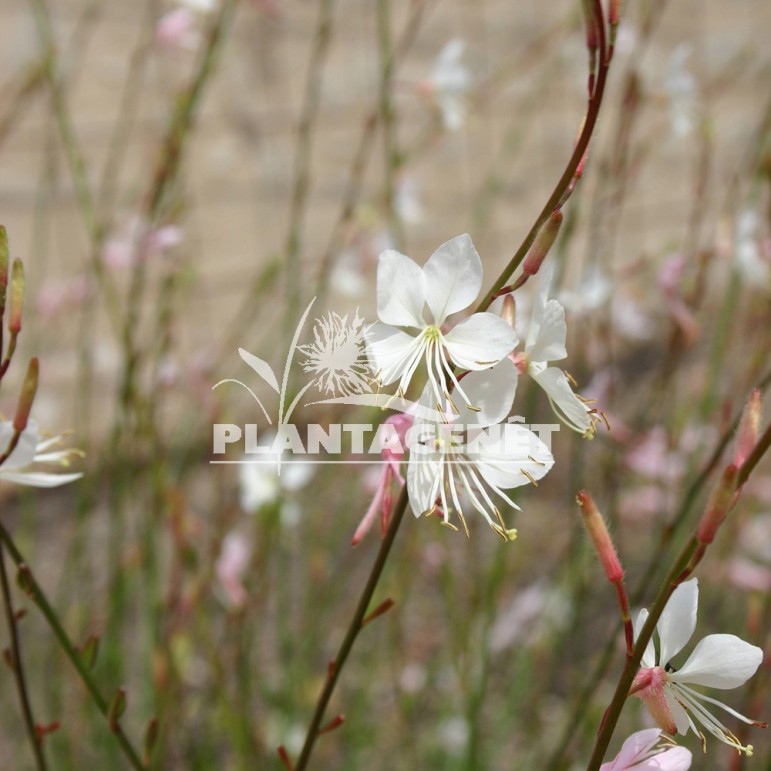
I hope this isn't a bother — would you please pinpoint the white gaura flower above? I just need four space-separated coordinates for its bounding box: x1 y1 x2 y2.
516 271 595 435
631 578 766 755
600 728 692 771
0 420 82 488
406 359 553 538
368 234 517 411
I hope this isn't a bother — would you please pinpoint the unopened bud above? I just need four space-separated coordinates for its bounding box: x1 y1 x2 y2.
318 714 346 736
362 597 395 627
735 389 762 470
78 634 100 670
16 564 36 597
13 357 39 433
0 226 8 317
697 464 739 545
143 718 159 764
8 258 24 334
577 490 624 583
524 211 562 277
610 0 621 26
501 294 516 329
107 687 127 732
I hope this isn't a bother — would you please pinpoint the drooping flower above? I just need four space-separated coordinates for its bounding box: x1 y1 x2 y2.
0 420 82 488
514 271 595 435
368 234 517 411
352 412 413 545
406 359 553 538
600 729 692 771
631 578 765 755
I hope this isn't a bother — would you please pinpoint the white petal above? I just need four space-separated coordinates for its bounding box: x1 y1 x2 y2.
657 579 698 666
407 447 442 517
665 688 693 736
530 366 592 433
376 250 426 327
472 425 553 491
457 358 518 428
423 234 482 324
0 470 83 487
3 424 39 470
443 313 517 371
527 297 568 363
524 268 552 353
633 609 657 668
672 633 763 689
652 746 693 771
367 322 421 385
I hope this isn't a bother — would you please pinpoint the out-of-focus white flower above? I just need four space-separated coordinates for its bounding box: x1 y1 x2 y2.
0 420 82 488
734 209 771 288
239 433 315 513
558 267 611 315
665 44 698 138
421 39 472 132
367 234 517 409
631 578 765 754
600 728 692 771
515 271 594 435
393 174 425 225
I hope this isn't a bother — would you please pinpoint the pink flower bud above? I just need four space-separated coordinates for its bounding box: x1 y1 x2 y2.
697 464 738 545
13 357 38 433
735 388 762 470
523 211 563 277
577 490 624 583
8 258 24 333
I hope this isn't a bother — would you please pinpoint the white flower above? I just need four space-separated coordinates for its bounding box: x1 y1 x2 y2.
519 272 594 435
0 420 82 488
665 44 698 139
600 728 692 771
734 209 771 289
239 433 315 512
368 234 517 411
631 578 765 755
406 359 553 538
427 39 471 131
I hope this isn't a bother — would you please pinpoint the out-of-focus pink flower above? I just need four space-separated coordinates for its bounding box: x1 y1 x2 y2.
728 557 771 593
215 531 251 609
625 427 684 481
394 173 425 225
657 254 699 344
600 728 691 770
352 412 413 545
156 8 199 50
36 277 90 319
102 218 183 269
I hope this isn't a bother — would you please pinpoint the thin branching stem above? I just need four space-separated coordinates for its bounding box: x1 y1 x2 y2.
0 542 48 771
0 521 147 770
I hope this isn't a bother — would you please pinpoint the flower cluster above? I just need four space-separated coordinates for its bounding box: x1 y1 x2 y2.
360 234 593 539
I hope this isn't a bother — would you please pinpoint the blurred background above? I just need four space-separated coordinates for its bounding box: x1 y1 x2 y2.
0 0 769 769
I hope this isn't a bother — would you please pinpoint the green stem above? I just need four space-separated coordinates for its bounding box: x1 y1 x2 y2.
293 485 409 771
0 521 146 771
0 541 48 771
